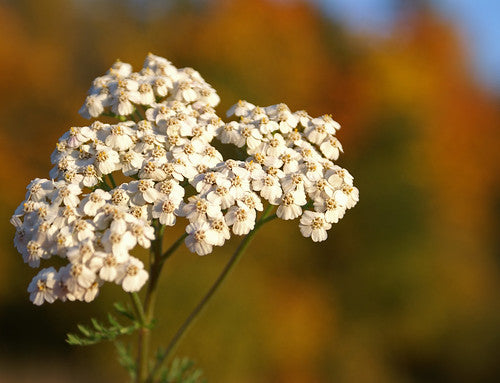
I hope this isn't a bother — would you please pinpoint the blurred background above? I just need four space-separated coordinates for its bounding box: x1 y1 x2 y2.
0 0 499 382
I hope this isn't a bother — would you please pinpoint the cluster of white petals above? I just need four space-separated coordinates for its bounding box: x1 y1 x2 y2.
222 101 358 241
12 54 358 305
78 54 219 119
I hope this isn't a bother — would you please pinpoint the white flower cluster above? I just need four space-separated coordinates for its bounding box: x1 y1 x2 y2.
78 54 219 118
221 101 359 241
12 54 358 305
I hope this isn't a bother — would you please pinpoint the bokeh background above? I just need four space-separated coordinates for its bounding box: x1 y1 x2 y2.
1 0 499 382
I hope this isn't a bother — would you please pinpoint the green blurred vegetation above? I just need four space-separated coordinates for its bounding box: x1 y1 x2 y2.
0 0 499 382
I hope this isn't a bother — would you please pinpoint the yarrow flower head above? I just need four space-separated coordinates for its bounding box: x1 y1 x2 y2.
12 53 358 306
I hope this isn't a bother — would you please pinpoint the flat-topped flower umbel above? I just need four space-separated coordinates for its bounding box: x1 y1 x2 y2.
12 53 358 307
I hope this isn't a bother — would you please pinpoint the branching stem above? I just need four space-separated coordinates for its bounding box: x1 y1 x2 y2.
146 204 276 382
132 205 275 383
134 229 188 383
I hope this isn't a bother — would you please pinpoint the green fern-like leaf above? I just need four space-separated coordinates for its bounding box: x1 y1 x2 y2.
66 301 140 346
158 357 205 383
113 302 136 320
115 341 137 380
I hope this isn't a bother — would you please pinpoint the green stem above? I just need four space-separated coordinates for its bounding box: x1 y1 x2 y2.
108 173 117 189
129 292 146 325
135 225 165 383
103 111 127 121
147 205 276 382
160 232 188 263
135 229 189 383
135 108 145 121
96 177 112 192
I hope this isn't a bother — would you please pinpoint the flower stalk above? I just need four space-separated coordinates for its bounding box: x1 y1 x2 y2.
145 204 275 383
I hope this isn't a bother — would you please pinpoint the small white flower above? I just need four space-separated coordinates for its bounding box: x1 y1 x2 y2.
205 218 231 246
332 189 349 207
279 149 301 174
262 133 286 157
102 229 137 260
171 141 203 168
281 173 309 194
295 109 312 127
28 267 58 305
276 191 307 220
63 170 84 185
185 221 216 255
89 251 125 282
250 106 267 121
134 132 166 153
80 189 111 216
174 81 198 103
320 136 343 160
152 198 179 226
199 147 223 170
82 165 100 187
139 160 168 181
94 145 120 174
129 82 155 105
72 218 96 242
144 53 176 75
109 60 133 77
23 240 47 268
244 160 266 181
130 222 155 248
220 121 245 146
119 258 148 292
285 128 304 147
228 174 251 199
64 126 96 148
65 263 97 290
52 182 82 208
240 124 263 152
66 241 96 264
152 76 172 97
226 100 255 118
301 160 324 182
195 86 220 107
12 220 29 254
129 179 160 205
237 192 263 211
82 281 101 302
155 179 185 204
305 178 333 200
112 90 136 116
79 94 107 119
49 225 74 256
341 185 359 209
181 195 222 222
146 104 165 124
273 104 299 133
299 211 332 242
225 206 256 235
110 188 131 207
121 150 144 176
325 167 352 187
206 185 236 210
105 124 134 151
313 196 346 223
253 173 283 205
160 162 186 182
25 178 54 202
257 116 279 135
